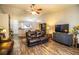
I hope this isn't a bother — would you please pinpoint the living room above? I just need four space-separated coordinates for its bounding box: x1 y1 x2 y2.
0 4 79 55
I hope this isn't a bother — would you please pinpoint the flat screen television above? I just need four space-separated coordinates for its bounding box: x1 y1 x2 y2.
55 24 69 33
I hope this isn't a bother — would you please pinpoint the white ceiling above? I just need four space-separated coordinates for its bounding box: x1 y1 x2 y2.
0 4 76 16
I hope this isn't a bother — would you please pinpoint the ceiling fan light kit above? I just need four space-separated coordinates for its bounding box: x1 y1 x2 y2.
31 11 38 15
30 4 42 15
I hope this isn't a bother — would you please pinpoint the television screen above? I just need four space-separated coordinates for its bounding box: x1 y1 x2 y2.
55 25 61 32
55 24 69 33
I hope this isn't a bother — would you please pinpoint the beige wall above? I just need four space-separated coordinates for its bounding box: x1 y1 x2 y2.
46 6 79 34
0 14 9 39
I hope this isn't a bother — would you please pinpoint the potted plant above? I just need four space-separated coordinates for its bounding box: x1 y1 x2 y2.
70 25 79 48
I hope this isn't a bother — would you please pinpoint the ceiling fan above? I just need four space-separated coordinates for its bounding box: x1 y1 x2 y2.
25 4 42 15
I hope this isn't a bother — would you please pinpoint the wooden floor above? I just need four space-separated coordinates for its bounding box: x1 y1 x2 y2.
11 36 79 55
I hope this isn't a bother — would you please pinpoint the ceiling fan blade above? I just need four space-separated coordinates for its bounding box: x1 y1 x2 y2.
37 8 42 11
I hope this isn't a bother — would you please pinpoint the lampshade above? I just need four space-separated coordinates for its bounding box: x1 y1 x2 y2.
2 29 6 33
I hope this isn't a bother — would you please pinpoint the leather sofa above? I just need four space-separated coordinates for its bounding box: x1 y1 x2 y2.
53 32 73 46
26 30 48 47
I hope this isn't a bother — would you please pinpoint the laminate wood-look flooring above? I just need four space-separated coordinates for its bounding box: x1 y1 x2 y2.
12 36 79 55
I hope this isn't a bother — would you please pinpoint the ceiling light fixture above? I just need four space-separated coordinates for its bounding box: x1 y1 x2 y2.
30 4 42 15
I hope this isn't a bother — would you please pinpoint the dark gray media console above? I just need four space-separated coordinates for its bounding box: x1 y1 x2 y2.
53 32 73 46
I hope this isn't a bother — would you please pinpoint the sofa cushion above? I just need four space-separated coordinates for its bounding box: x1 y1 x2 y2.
27 31 36 38
29 38 41 43
36 31 42 37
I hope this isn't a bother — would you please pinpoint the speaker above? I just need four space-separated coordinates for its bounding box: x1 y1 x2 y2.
0 36 1 42
40 23 46 34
